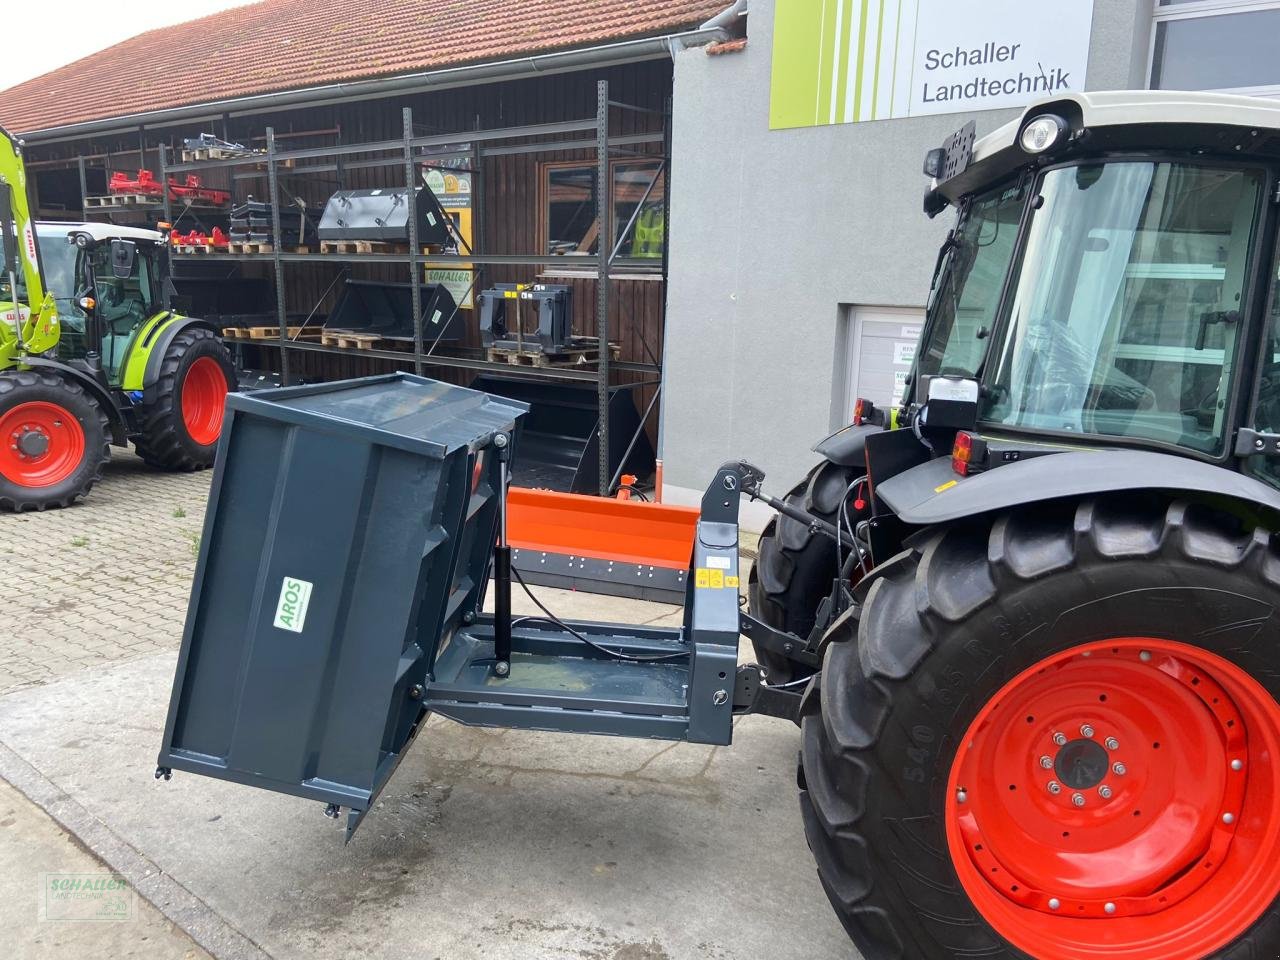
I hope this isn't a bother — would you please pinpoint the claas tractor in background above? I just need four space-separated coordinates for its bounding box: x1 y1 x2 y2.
156 91 1280 960
0 126 235 510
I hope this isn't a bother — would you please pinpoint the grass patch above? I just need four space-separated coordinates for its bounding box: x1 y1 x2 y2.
70 536 89 547
172 506 187 518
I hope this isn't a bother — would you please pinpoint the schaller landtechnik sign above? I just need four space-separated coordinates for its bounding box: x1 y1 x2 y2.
770 0 1095 129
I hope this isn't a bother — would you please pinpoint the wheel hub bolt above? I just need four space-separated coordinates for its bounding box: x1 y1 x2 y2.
1140 650 1153 662
1048 898 1061 910
1072 793 1086 807
1080 724 1095 738
1223 812 1236 825
1099 785 1113 799
1113 762 1127 776
1232 759 1244 771
1053 732 1068 747
1105 902 1117 915
957 789 968 804
1105 737 1120 751
1039 756 1054 769
1048 781 1062 795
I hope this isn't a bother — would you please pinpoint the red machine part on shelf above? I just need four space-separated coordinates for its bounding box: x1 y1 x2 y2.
109 169 164 196
168 174 230 206
169 227 231 249
109 170 230 205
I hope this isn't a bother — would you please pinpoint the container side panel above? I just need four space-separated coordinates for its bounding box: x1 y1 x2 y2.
168 417 289 762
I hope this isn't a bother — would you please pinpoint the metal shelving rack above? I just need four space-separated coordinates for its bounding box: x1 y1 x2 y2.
156 80 668 494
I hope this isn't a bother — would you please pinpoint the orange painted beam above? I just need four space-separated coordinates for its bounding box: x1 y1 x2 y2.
506 487 699 570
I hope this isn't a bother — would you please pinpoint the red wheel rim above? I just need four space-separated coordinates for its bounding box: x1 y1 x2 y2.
180 357 228 446
946 639 1280 959
0 401 86 487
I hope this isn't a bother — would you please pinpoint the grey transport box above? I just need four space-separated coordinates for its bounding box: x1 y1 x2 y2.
157 374 528 827
158 373 750 840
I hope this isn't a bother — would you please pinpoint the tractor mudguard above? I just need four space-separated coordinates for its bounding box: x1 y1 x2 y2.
876 449 1280 527
19 356 127 445
811 422 884 468
120 313 219 393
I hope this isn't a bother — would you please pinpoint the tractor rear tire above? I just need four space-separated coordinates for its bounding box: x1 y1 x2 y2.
748 459 862 683
133 328 235 471
0 370 110 511
799 494 1280 960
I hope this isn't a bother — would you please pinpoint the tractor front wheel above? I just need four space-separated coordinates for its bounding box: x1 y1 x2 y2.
134 328 235 470
0 371 110 511
800 495 1280 960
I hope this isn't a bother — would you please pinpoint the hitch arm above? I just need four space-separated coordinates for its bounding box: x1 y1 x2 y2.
736 464 842 542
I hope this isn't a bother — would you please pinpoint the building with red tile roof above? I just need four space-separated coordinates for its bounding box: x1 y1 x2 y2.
0 0 729 135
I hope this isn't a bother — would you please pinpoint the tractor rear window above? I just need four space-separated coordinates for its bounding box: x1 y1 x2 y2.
918 181 1027 382
982 162 1264 457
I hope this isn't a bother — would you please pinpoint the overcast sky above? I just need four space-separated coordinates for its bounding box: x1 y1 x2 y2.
0 0 260 91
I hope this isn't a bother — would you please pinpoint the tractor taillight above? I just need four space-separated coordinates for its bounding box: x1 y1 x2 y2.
852 398 873 426
952 431 984 476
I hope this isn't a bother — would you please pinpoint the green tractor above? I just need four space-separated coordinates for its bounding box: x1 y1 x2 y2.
0 126 236 510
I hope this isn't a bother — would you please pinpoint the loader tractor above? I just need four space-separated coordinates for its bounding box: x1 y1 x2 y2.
0 125 236 510
156 91 1280 960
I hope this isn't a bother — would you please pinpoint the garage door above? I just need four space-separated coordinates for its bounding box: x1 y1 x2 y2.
841 305 924 419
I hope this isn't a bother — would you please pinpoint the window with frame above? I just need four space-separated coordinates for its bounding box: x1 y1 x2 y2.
1151 1 1280 95
541 159 666 261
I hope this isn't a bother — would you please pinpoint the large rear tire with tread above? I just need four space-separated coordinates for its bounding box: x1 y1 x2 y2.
0 370 110 511
133 327 235 471
748 459 862 683
800 494 1280 960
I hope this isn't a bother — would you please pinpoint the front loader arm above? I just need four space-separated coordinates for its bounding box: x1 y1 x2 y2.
0 124 58 363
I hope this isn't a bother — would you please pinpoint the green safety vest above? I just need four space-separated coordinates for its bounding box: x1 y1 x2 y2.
630 206 665 259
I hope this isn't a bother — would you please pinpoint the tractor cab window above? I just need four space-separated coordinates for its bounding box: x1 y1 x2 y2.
917 180 1026 383
87 241 159 380
982 162 1263 457
1248 250 1280 489
90 241 156 331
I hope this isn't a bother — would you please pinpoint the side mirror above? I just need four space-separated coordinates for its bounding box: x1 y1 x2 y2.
110 239 136 279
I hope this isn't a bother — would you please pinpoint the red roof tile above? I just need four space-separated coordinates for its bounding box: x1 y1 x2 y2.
0 0 726 134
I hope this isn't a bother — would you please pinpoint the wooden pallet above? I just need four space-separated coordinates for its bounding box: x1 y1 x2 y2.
320 331 384 350
318 240 428 255
222 325 324 340
85 194 162 208
227 242 274 255
486 338 622 368
181 146 259 162
176 244 220 255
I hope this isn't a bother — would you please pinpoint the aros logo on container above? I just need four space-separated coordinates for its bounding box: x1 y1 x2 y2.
273 576 314 633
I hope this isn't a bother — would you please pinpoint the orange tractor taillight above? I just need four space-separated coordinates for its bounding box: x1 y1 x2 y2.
952 431 985 476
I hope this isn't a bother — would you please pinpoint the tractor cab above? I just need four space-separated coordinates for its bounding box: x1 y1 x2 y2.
33 223 169 383
913 92 1280 488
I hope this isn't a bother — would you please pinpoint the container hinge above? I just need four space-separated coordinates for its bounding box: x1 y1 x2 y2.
731 664 802 725
1235 428 1280 458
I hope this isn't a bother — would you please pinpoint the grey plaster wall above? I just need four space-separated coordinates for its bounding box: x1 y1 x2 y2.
660 0 1152 513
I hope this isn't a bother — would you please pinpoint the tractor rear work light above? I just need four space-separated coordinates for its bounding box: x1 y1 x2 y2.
1019 115 1069 155
952 431 987 477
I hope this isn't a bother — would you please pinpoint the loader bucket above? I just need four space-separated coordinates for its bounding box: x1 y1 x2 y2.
507 487 698 602
157 374 527 837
